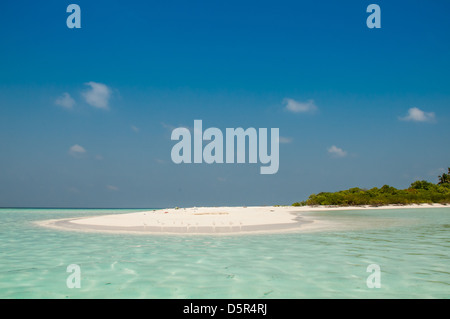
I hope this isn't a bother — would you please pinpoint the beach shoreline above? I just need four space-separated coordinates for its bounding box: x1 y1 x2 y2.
35 203 448 235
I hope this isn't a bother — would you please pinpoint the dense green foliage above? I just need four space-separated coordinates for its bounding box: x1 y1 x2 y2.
293 168 450 207
438 168 450 185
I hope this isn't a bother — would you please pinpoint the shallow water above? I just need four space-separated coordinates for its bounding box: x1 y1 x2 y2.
0 208 449 298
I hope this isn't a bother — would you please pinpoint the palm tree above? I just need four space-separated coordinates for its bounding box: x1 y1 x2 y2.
438 168 450 185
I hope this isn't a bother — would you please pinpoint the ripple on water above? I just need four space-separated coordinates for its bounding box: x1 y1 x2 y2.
0 208 449 298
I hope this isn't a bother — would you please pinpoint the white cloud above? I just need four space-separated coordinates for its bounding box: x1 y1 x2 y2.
328 145 347 158
283 98 318 113
278 136 293 144
161 122 177 131
55 92 75 109
131 125 139 133
82 82 111 109
106 185 119 191
400 107 436 123
69 144 86 157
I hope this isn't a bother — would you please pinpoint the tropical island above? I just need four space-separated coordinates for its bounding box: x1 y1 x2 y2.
293 168 450 207
37 168 449 235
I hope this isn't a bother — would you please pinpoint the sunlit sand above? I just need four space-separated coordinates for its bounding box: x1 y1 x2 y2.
36 203 447 235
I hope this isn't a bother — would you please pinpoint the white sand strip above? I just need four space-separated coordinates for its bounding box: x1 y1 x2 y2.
36 203 448 235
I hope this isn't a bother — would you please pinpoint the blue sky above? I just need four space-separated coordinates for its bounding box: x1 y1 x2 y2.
0 0 449 208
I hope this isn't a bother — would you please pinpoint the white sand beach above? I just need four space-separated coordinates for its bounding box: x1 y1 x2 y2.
36 203 448 235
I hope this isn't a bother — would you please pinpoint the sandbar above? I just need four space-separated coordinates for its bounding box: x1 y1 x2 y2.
35 203 448 235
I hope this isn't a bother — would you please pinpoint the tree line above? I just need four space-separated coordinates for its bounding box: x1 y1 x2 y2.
293 168 450 206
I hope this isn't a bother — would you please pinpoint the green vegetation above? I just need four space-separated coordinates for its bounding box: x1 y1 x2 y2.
438 168 450 185
293 168 450 207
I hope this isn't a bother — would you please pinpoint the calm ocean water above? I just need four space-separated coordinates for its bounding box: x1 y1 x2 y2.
0 207 448 298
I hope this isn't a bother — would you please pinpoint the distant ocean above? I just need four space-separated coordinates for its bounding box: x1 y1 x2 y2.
0 207 448 298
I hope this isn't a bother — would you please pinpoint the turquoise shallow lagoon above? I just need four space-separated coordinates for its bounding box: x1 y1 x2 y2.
0 207 449 298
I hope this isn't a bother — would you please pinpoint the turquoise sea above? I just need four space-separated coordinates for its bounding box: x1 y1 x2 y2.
0 207 448 298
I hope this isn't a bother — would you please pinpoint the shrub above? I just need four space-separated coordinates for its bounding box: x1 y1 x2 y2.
293 180 450 206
